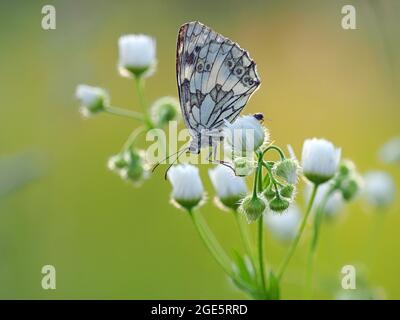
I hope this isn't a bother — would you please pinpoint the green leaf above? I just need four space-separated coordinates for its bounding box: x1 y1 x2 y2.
232 251 254 285
232 251 265 299
262 170 271 190
268 270 280 300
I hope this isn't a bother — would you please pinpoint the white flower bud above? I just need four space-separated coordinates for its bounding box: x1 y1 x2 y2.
363 171 396 208
118 34 156 78
301 138 341 185
167 164 205 211
379 136 400 164
208 165 248 211
75 84 109 117
265 204 301 243
224 115 268 156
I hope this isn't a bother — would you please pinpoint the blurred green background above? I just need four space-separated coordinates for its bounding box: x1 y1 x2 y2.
0 0 399 299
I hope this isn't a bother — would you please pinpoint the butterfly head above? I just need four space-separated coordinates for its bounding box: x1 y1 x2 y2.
253 113 264 122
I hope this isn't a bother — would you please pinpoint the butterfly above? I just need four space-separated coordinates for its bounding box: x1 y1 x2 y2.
176 21 261 157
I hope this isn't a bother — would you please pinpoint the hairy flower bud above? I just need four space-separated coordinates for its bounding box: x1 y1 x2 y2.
340 175 362 201
280 184 296 199
269 196 290 213
336 160 363 202
273 159 300 185
150 97 180 127
263 183 276 201
240 195 267 223
233 157 256 176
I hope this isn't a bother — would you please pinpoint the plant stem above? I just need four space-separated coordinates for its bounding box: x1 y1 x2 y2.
262 160 282 192
105 106 144 121
277 184 319 281
257 214 267 297
305 188 332 298
255 153 267 297
134 76 153 128
189 209 235 279
251 161 259 199
134 77 147 111
262 145 286 160
234 211 257 274
121 126 146 151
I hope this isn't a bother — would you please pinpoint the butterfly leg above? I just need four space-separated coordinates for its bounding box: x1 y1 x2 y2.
205 142 235 173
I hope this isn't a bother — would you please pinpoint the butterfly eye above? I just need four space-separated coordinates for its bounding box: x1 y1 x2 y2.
205 63 211 71
234 66 244 76
226 59 234 69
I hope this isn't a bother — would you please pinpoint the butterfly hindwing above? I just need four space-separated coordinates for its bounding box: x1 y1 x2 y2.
176 21 260 135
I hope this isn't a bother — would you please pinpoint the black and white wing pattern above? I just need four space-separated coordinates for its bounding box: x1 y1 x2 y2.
176 21 261 135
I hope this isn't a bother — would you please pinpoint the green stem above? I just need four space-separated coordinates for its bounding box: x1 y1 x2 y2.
134 76 153 128
306 188 333 298
262 161 282 192
251 161 259 199
105 106 144 121
254 152 267 297
262 145 286 160
121 126 146 151
189 210 235 279
234 211 257 274
134 77 146 110
277 184 319 281
257 214 267 297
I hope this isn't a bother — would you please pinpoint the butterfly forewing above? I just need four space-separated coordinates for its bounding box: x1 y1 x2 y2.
176 21 260 138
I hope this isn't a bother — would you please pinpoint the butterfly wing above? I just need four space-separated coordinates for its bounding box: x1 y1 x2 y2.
176 21 260 135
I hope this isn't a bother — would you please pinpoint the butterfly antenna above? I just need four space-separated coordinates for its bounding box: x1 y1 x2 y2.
164 147 189 180
151 148 185 173
215 160 235 174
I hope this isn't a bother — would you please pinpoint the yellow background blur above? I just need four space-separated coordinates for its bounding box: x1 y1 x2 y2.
0 0 399 299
